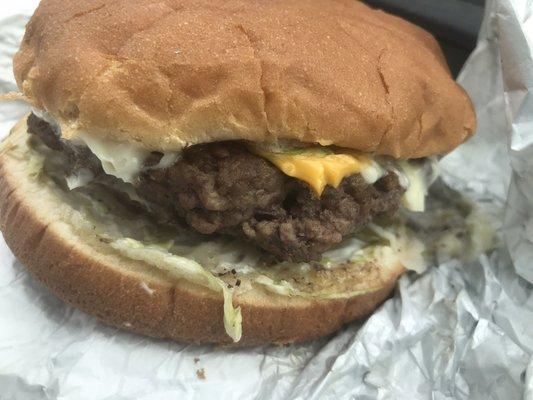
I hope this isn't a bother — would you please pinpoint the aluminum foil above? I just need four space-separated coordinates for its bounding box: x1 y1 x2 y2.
0 1 532 398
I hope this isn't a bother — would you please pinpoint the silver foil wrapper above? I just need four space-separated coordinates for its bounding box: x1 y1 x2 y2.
0 1 531 398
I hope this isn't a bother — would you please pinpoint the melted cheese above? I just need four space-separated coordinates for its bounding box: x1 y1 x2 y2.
252 148 384 195
251 145 434 212
31 108 433 209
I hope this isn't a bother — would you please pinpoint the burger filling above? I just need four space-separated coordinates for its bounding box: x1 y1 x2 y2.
27 112 430 263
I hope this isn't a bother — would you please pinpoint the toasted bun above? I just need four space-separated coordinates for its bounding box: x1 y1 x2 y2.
0 118 405 345
14 0 475 158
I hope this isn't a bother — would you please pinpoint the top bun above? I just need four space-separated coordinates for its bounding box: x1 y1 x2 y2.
14 0 476 158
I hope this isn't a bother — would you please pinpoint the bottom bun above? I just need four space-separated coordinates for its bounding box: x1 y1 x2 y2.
0 118 405 346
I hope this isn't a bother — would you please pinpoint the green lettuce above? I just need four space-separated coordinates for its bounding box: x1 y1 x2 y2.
111 238 242 342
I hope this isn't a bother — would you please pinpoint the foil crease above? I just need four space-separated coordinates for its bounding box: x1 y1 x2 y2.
0 1 532 398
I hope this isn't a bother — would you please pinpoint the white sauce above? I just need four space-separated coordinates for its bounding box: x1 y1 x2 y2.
75 132 151 183
31 108 60 132
360 160 386 184
149 152 180 170
31 108 434 211
66 168 95 190
32 108 180 184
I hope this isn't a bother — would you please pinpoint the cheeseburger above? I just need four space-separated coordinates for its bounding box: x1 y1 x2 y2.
0 0 476 345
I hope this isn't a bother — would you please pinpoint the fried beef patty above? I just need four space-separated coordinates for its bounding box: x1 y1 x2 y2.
28 113 405 262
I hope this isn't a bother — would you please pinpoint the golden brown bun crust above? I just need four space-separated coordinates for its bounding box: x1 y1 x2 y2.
0 119 405 346
14 0 475 158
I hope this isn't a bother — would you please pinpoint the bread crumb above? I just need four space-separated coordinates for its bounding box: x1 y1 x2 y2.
194 357 200 364
196 368 206 380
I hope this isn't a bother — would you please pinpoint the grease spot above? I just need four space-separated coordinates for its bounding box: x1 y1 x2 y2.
196 368 206 380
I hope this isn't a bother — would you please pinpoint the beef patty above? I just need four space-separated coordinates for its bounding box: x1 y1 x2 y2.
28 113 405 262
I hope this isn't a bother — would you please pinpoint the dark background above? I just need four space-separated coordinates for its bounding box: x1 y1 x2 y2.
364 0 486 76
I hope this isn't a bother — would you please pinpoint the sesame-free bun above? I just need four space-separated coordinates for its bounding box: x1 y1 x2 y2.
0 119 405 345
14 0 475 158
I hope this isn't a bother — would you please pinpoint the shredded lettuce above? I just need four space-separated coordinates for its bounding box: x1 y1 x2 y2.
27 152 45 179
110 238 242 342
255 275 371 299
0 135 18 157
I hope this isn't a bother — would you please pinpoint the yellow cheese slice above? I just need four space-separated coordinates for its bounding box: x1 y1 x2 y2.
252 148 372 195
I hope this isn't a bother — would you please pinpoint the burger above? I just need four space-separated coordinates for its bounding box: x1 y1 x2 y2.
0 0 476 345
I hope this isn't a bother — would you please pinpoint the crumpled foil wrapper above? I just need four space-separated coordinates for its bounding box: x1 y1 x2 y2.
0 1 532 399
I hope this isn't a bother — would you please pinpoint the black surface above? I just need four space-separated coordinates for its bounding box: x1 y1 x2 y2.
364 0 485 76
